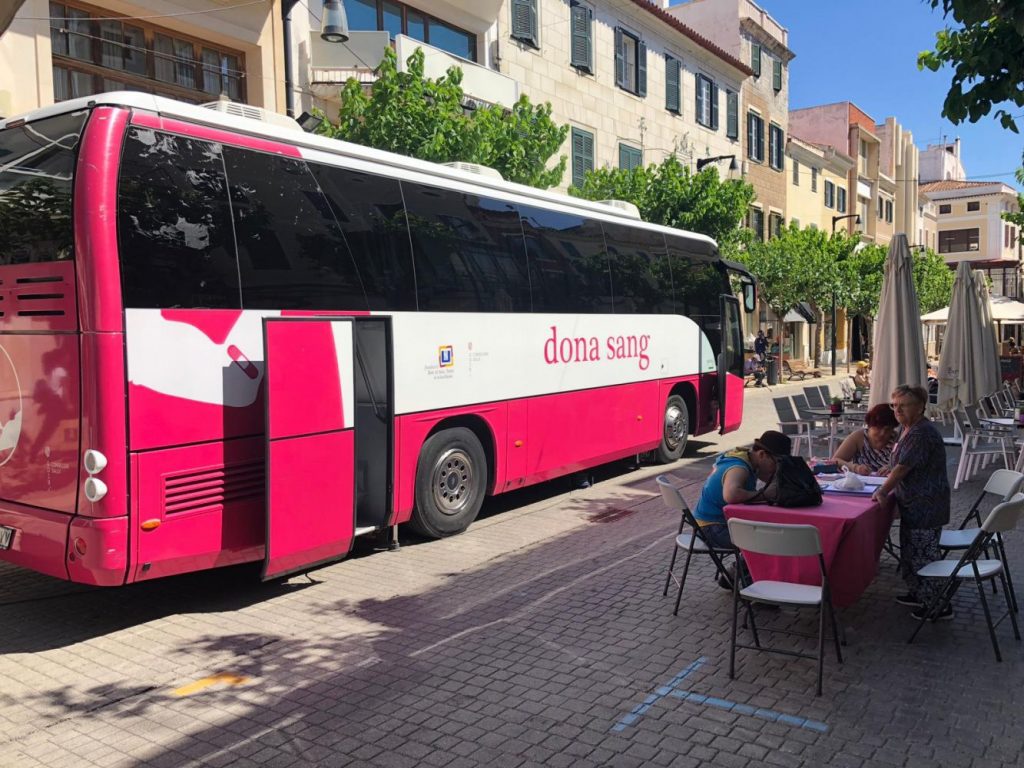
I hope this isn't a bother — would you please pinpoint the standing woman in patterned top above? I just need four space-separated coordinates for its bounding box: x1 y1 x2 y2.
830 403 898 475
871 384 952 620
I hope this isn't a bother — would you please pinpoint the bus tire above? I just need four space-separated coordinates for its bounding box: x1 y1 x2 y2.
411 427 487 538
656 395 689 463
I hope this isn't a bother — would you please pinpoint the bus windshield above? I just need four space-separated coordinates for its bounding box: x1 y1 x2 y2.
0 110 87 265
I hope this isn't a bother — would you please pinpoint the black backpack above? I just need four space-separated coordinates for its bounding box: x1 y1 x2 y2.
766 455 823 507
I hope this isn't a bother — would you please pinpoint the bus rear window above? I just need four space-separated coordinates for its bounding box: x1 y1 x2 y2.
0 111 86 265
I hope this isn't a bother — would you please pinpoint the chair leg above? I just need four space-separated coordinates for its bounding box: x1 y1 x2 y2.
729 582 740 680
672 546 696 616
816 602 825 697
976 575 1003 662
662 542 680 597
828 599 844 662
996 537 1019 613
998 569 1021 641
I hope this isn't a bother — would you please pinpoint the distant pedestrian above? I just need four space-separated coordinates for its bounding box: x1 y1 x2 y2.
754 329 767 360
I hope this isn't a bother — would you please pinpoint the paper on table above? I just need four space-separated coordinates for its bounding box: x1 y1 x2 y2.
860 476 886 486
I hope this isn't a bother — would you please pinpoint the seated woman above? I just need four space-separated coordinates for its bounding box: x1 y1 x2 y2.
830 403 898 475
852 362 871 391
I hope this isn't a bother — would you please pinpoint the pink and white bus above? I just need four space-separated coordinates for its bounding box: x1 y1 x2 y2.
0 92 753 585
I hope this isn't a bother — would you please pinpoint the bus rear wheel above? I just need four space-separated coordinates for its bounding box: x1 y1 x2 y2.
656 395 689 463
411 427 487 538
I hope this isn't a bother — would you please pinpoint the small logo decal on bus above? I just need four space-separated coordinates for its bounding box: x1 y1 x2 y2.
438 345 454 368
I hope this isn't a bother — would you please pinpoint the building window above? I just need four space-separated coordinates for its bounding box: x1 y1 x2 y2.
938 227 980 254
614 28 647 96
1007 224 1012 248
49 1 245 103
878 197 884 218
792 158 799 185
569 1 593 72
352 0 478 60
769 212 784 239
750 42 761 77
726 90 738 139
859 139 868 174
824 180 835 209
939 203 952 214
571 127 594 189
768 123 783 170
967 200 980 212
695 74 718 129
665 54 680 113
748 207 764 240
747 111 764 162
811 167 818 192
837 187 847 213
772 58 782 92
510 0 539 48
885 199 893 223
791 217 800 229
619 143 642 170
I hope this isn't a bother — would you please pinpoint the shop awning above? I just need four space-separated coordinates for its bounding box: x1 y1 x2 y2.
783 302 816 324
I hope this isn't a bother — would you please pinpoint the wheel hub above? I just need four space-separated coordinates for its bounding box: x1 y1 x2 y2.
432 448 473 516
664 405 685 449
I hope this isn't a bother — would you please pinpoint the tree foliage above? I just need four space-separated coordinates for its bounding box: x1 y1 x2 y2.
317 47 568 188
1003 164 1024 228
912 247 957 313
918 0 1024 131
569 156 756 259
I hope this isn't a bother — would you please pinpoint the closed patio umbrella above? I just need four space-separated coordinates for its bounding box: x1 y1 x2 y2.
937 261 1000 412
870 234 927 407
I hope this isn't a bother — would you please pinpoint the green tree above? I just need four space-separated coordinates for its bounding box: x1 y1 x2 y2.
1003 164 1024 228
918 0 1024 131
570 155 756 259
317 48 568 188
912 247 956 313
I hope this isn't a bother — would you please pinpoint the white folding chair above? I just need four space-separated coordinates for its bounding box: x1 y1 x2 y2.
909 495 1024 662
726 519 842 696
657 476 737 616
771 397 816 458
952 408 1014 489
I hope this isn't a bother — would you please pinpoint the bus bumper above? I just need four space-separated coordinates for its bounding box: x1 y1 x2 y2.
0 505 73 581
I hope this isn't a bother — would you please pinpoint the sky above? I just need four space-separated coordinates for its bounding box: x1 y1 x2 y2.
757 0 1023 192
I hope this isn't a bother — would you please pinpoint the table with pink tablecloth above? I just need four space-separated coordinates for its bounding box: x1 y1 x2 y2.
724 495 895 608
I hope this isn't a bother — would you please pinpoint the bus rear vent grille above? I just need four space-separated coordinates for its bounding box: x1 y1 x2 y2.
164 461 264 515
0 262 77 329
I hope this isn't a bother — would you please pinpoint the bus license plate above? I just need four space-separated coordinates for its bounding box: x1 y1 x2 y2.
0 526 13 550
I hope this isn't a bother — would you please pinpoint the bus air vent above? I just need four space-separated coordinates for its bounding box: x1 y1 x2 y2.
199 97 303 133
163 460 264 515
596 200 642 219
442 162 504 181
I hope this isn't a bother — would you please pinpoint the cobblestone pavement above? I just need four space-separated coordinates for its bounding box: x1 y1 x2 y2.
2 374 1024 767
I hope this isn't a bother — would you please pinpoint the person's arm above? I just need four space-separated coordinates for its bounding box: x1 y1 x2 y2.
830 431 870 474
872 464 909 505
722 465 760 504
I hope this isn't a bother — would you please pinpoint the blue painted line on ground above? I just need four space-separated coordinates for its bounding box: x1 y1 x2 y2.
669 689 829 733
610 657 706 732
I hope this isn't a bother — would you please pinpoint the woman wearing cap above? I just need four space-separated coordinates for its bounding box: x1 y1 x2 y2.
870 384 951 620
694 430 791 550
853 362 871 391
830 403 898 475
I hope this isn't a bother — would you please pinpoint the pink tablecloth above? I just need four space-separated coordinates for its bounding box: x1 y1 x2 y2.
724 495 895 608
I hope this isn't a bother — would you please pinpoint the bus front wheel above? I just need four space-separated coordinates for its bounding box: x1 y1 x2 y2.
411 427 487 538
656 395 689 463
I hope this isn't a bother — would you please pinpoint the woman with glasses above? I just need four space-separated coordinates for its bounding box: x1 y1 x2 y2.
830 403 898 475
871 385 951 620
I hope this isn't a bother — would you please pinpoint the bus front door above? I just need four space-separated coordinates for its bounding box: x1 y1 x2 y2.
718 295 745 435
262 318 357 580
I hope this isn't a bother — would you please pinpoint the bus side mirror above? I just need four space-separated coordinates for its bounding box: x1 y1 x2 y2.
742 280 756 313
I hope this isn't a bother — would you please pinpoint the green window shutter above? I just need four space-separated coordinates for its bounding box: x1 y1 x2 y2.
695 72 703 124
614 28 624 88
726 90 738 139
570 2 592 72
619 144 641 170
710 82 719 130
665 56 680 113
572 127 594 188
637 41 647 97
511 0 538 46
747 112 755 159
751 43 761 77
773 58 782 91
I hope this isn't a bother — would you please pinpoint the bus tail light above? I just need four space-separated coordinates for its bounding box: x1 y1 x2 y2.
84 477 108 503
83 449 108 475
73 538 87 556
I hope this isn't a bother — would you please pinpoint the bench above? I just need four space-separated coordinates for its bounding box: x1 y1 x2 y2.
783 359 822 380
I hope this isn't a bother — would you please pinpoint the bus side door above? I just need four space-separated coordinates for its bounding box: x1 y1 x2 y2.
263 318 356 580
718 295 744 434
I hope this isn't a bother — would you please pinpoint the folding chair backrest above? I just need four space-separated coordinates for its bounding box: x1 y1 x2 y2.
727 519 822 557
982 468 1024 501
773 397 799 423
952 407 969 433
963 405 984 430
803 387 825 408
656 475 687 513
817 385 832 403
982 493 1024 534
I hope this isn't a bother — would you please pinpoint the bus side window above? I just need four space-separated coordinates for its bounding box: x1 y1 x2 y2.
517 206 612 314
666 235 724 349
222 149 368 311
400 183 530 312
602 223 673 314
311 164 417 311
117 128 240 309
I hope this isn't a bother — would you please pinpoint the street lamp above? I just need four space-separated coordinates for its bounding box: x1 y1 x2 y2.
830 213 861 375
696 154 738 172
282 0 350 117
